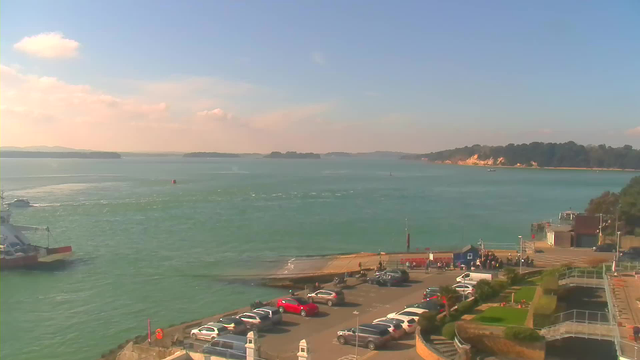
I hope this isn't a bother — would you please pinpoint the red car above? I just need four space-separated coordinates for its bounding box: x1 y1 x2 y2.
277 296 319 317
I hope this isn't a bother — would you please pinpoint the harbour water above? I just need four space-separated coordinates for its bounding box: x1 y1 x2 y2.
0 157 635 360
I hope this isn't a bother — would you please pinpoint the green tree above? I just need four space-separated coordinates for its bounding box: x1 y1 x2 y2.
474 279 495 302
439 285 460 317
620 176 640 233
503 268 520 286
585 191 620 218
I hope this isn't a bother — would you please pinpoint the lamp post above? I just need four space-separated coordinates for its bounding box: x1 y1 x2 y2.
354 310 360 359
617 231 622 262
518 236 523 274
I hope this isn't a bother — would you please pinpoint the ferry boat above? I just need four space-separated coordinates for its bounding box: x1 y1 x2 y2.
0 194 72 269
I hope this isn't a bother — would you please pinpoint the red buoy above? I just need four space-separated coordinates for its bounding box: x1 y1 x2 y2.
172 179 177 184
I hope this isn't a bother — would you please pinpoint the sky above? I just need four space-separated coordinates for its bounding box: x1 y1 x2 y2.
1 1 639 153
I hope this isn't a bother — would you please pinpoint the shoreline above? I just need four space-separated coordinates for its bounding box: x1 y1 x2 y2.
414 161 640 172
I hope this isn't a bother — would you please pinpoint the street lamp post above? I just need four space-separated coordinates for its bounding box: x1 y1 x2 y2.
518 236 523 274
354 310 359 359
617 231 622 262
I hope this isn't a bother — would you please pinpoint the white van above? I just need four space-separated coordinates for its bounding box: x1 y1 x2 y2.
456 271 496 283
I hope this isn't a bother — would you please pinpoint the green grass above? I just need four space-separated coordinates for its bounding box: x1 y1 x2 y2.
514 286 536 302
474 306 529 326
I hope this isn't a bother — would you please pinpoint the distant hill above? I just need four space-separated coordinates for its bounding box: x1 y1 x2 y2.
0 145 93 152
355 151 412 159
183 152 240 158
0 151 121 159
402 142 640 169
324 152 352 158
264 151 321 159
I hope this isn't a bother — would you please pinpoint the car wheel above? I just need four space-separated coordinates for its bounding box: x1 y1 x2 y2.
190 333 197 340
300 309 307 317
308 297 314 303
327 300 333 307
367 341 376 350
279 306 285 313
337 336 346 345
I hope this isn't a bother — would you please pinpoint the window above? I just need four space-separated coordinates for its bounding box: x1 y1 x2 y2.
400 311 419 317
467 253 473 259
220 341 234 350
210 340 221 347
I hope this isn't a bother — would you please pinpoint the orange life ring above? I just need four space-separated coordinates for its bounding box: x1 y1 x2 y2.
155 328 164 339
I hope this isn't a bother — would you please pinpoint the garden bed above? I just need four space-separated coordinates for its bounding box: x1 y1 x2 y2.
474 306 529 326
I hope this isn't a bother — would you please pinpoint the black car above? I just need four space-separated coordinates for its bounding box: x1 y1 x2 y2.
383 269 410 282
367 273 403 287
404 299 445 313
593 243 616 252
423 287 441 300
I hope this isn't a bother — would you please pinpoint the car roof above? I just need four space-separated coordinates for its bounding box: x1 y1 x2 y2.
402 307 427 313
219 317 243 323
256 306 278 312
214 334 247 344
204 323 226 328
360 323 388 330
373 318 398 325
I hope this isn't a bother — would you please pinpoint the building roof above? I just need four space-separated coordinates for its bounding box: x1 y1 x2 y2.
547 225 573 233
574 215 600 235
460 245 477 253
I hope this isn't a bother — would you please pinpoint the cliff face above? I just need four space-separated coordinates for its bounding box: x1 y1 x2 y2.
430 155 539 168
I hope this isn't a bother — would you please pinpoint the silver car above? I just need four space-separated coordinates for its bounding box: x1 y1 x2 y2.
253 306 283 324
236 311 273 330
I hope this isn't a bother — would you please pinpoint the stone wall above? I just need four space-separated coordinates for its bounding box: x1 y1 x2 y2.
116 343 182 360
415 328 447 360
456 322 545 360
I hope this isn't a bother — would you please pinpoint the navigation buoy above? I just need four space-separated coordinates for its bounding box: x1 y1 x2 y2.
172 179 177 184
155 328 164 339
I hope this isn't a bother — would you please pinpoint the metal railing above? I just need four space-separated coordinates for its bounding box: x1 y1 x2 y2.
603 262 640 360
557 268 605 287
553 309 610 324
453 328 470 353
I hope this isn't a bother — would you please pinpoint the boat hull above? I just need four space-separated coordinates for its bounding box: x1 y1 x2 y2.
1 246 73 270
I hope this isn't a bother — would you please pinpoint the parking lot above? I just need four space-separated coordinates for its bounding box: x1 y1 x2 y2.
252 270 462 360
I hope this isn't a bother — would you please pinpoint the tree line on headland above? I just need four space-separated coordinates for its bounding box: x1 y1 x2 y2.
0 151 121 159
586 176 640 235
402 142 640 169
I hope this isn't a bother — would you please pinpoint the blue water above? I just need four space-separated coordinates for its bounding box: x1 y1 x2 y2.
0 157 634 360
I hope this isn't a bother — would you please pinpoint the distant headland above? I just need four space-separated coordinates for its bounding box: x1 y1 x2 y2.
401 142 640 170
265 151 321 159
0 151 121 159
183 152 240 158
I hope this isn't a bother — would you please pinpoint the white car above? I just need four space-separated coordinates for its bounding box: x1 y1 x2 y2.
382 314 418 333
190 323 228 340
373 317 408 338
452 283 475 295
387 307 429 320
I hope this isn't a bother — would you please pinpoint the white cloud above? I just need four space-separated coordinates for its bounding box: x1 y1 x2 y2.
311 51 326 65
196 108 233 121
14 32 80 59
626 127 640 137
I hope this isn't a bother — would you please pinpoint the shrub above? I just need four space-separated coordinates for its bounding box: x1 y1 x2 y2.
418 312 439 335
442 322 457 340
503 268 521 286
456 300 476 315
540 275 559 295
491 279 508 293
503 326 544 342
475 279 496 301
533 295 557 315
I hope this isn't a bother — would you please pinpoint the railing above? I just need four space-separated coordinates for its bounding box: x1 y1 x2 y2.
453 329 470 352
557 268 605 287
603 262 640 359
553 309 610 325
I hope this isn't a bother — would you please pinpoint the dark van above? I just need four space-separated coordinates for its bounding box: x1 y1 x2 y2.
202 334 247 360
336 323 392 350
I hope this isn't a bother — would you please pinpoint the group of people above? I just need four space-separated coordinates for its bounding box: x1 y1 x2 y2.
475 252 504 270
506 253 534 267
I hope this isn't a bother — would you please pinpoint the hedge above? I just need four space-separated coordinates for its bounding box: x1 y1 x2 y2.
540 275 559 295
442 322 457 340
418 312 439 336
456 300 476 315
503 326 544 342
533 295 557 315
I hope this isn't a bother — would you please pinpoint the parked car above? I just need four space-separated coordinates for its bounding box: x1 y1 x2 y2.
307 289 345 306
277 296 319 317
253 306 283 324
217 317 248 335
236 311 273 330
367 273 404 287
190 323 229 341
336 324 392 350
372 318 406 339
404 300 445 313
593 243 617 252
452 283 475 295
203 334 247 360
423 287 441 301
383 269 410 282
386 308 429 321
382 315 417 333
619 252 640 263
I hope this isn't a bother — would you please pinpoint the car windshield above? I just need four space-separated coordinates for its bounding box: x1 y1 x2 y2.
293 297 308 305
407 319 417 324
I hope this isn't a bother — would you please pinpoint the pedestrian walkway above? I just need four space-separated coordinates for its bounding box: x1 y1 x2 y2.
531 253 602 267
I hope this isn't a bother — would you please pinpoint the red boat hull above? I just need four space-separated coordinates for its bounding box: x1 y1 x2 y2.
1 246 73 270
0 254 39 269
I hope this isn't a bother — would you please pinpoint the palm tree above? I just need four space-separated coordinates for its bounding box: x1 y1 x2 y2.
439 285 460 317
